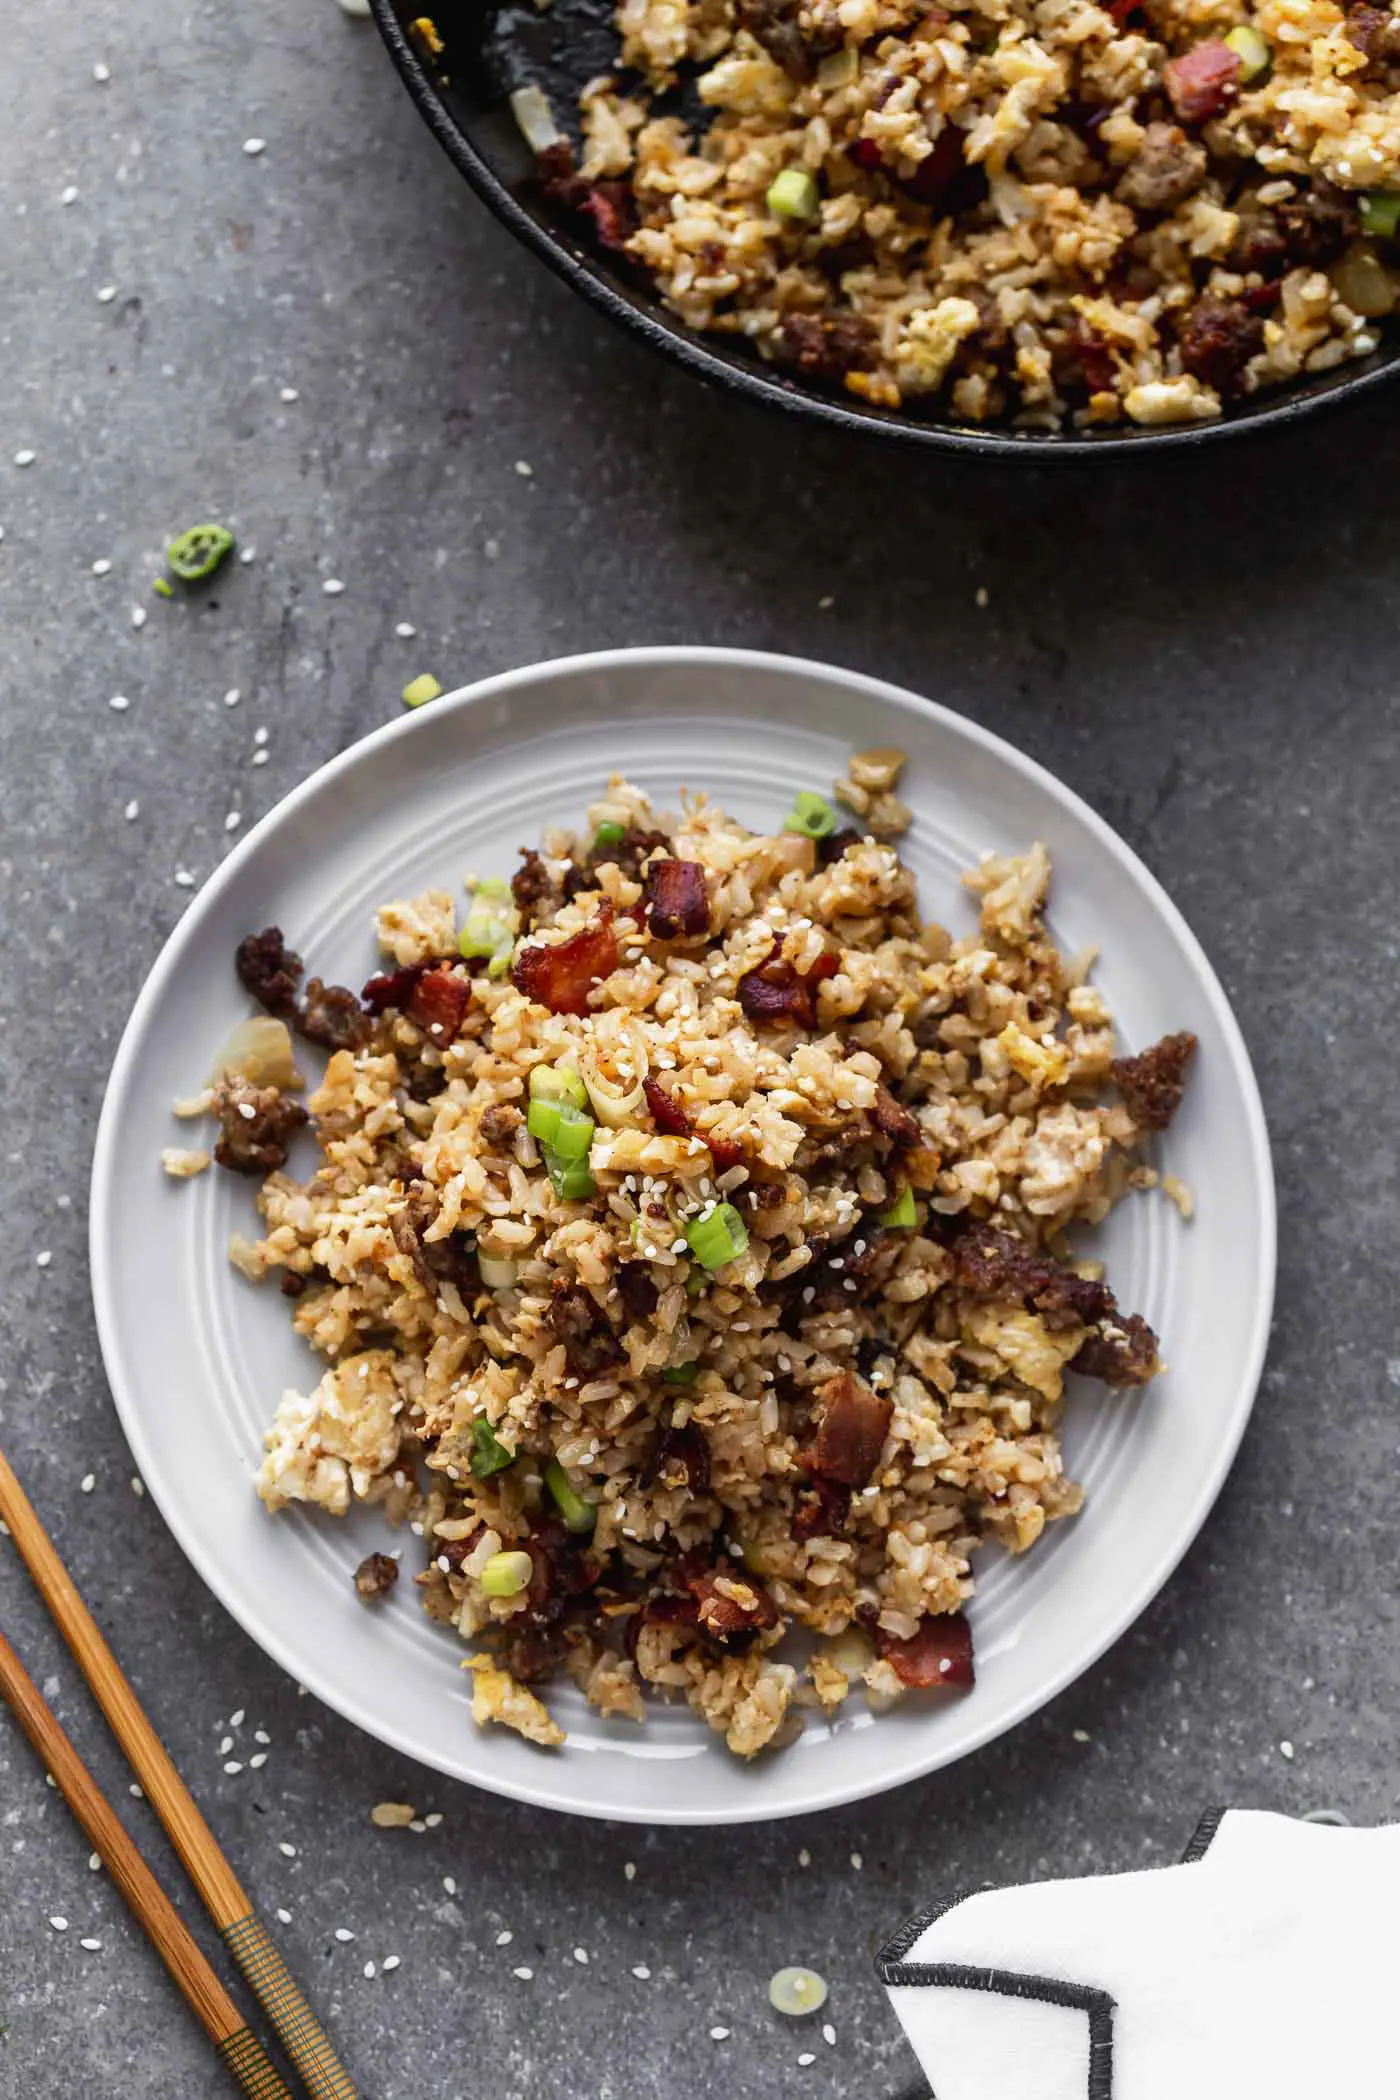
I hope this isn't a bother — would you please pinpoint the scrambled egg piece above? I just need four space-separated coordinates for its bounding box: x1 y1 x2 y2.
997 1021 1072 1091
962 1304 1087 1402
256 1351 402 1516
465 1655 566 1748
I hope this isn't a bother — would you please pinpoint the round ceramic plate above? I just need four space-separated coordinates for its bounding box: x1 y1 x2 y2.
91 648 1275 1825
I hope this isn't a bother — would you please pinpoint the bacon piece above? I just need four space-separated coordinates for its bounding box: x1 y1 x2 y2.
643 1076 692 1136
737 940 838 1029
643 858 710 939
902 120 965 205
1112 1030 1197 1132
578 180 635 256
953 1221 1115 1328
524 1516 600 1629
617 1264 659 1321
876 1611 974 1689
1163 40 1241 123
512 905 619 1016
236 927 302 1016
1070 1313 1159 1387
545 1279 623 1377
809 1370 892 1489
792 1479 851 1543
406 966 472 1043
690 1570 779 1647
870 1085 920 1145
652 1422 711 1497
362 959 435 1014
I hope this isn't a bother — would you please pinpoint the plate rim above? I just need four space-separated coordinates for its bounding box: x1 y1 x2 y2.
89 645 1277 1823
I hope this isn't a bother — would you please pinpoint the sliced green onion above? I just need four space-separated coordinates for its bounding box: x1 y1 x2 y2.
685 1201 749 1271
545 1151 595 1201
784 790 838 840
529 1063 589 1110
152 575 174 599
402 673 443 709
478 1252 518 1289
593 820 626 846
459 909 513 961
544 1457 597 1535
551 1103 595 1160
166 523 235 583
486 946 515 979
879 1186 917 1228
767 167 821 222
768 1967 829 2017
480 1549 533 1597
1223 23 1272 81
526 1097 562 1150
469 1417 515 1478
661 1361 699 1386
1360 189 1400 239
475 876 512 901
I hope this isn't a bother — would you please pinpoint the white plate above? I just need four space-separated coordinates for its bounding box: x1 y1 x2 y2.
90 648 1275 1825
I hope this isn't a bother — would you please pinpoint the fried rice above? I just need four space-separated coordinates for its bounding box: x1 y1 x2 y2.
514 0 1400 428
178 751 1196 1759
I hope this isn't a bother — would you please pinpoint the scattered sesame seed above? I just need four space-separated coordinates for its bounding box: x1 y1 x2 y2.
496 1930 513 1946
61 185 79 205
224 1761 244 1775
822 2023 837 2046
1072 1728 1091 1744
573 1947 589 1965
514 460 534 478
817 594 834 610
228 1708 244 1728
225 811 241 832
335 1929 355 1943
36 1250 52 1269
14 449 36 467
108 694 129 712
1280 1740 1295 1760
798 2054 816 2067
243 137 267 155
424 1812 442 1828
798 1848 811 1868
92 558 112 576
223 687 241 707
88 1854 101 1872
322 577 345 596
131 605 146 629
279 386 300 403
710 2028 731 2042
93 60 111 79
442 1876 457 1896
279 1842 297 1858
96 285 117 304
363 1960 376 1979
239 546 256 564
254 1729 270 1745
408 1820 427 1834
276 1908 292 1924
80 1473 95 1493
382 1955 401 1972
131 1476 144 1496
79 1938 102 1952
49 1916 69 1933
512 1966 534 1981
624 1862 637 1881
252 749 269 766
174 870 195 888
975 585 989 608
249 1752 267 1769
632 1963 651 1980
850 1851 863 1870
395 621 416 638
253 725 269 745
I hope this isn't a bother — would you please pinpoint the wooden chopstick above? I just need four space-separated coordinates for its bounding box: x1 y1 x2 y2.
0 1452 361 2100
0 1628 293 2100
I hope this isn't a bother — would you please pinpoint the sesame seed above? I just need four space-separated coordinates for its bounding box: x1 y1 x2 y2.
249 1752 267 1769
573 1947 589 1965
798 2053 816 2067
36 1250 52 1269
363 1960 376 1979
131 1476 144 1496
225 811 241 832
49 1917 68 1933
822 2023 836 2046
395 621 416 638
335 1929 355 1943
1072 1728 1091 1744
279 1842 297 1858
424 1812 442 1828
243 137 267 155
514 460 534 477
131 605 146 629
219 1735 233 1754
96 285 116 304
798 1848 811 1867
253 725 269 745
322 577 345 596
382 1955 401 1972
230 1709 245 1727
88 1854 101 1872
223 687 241 707
512 1966 534 1981
254 1729 271 1745
79 1938 101 1951
14 449 36 467
252 749 269 766
80 1473 95 1493
93 60 111 79
632 1963 651 1980
61 185 79 204
710 2027 731 2042
850 1851 863 1870
624 1862 636 1881
1280 1740 1295 1760
92 558 112 576
239 546 256 563
279 386 299 402
224 1761 244 1775
276 1909 292 1924
496 1930 513 1946
174 870 195 888
443 1875 458 1896
108 694 129 712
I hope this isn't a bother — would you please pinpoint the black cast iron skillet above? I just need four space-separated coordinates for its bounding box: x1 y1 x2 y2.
369 0 1400 456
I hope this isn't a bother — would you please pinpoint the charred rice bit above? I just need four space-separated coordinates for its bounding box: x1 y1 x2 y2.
236 764 1193 1758
541 0 1400 432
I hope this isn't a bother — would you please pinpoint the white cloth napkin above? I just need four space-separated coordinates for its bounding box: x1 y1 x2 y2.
881 1809 1391 2100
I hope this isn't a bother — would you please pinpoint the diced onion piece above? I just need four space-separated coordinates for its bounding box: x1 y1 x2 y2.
579 1042 646 1129
544 1458 596 1535
766 168 820 221
1223 23 1271 81
478 1253 519 1289
480 1550 533 1597
816 46 858 87
768 1967 829 2017
211 1016 303 1092
823 1627 875 1680
1333 240 1397 317
510 84 561 155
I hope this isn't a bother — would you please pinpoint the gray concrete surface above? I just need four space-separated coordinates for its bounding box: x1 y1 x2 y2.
3 3 1400 2096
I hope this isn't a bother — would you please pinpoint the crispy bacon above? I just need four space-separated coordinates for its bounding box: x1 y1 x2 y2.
643 858 710 939
952 1222 1115 1328
1112 1030 1197 1132
690 1569 779 1647
870 1084 920 1145
875 1610 974 1689
1070 1314 1159 1387
236 927 301 1016
651 1422 711 1497
545 1279 623 1377
792 1478 851 1543
405 966 472 1042
737 940 838 1029
644 1077 746 1171
1163 39 1241 122
523 1516 599 1629
809 1370 892 1489
512 904 619 1015
361 959 436 1014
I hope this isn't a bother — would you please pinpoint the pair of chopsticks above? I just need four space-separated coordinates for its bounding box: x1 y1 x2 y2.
0 1451 360 2100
